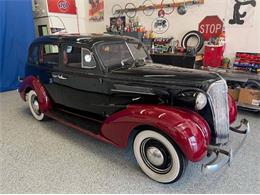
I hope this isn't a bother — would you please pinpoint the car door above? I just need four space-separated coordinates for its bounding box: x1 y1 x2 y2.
56 43 109 116
36 42 66 105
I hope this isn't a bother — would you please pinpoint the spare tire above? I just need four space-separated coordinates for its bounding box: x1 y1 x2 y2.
181 30 204 52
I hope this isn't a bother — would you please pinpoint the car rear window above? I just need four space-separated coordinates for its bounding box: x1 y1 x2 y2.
29 45 39 65
39 44 59 65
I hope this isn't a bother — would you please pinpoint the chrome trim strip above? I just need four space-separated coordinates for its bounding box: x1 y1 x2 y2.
125 41 135 60
111 89 155 95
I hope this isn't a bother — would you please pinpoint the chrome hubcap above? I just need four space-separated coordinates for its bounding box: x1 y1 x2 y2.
146 146 164 166
140 138 172 174
31 95 40 115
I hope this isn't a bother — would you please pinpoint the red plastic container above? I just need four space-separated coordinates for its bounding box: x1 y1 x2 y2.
203 45 225 67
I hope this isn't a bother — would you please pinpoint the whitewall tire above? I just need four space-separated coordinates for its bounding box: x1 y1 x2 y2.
133 130 186 183
28 90 45 121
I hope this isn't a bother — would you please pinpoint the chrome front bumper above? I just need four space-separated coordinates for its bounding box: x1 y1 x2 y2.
202 119 250 175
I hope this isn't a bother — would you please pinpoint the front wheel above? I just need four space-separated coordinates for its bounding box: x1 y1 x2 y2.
28 90 45 121
133 130 187 183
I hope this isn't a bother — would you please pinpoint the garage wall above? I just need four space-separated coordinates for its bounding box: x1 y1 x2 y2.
84 0 260 60
33 0 88 35
46 0 87 34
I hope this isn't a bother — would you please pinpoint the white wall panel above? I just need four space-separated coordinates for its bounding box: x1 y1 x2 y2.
84 0 259 60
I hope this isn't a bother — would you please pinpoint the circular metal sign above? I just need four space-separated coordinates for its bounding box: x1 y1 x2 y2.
57 0 69 12
152 17 169 34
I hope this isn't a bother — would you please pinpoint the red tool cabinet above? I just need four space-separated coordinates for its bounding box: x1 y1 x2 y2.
203 45 225 67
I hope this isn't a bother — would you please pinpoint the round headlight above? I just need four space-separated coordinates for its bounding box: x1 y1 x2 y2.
195 93 207 110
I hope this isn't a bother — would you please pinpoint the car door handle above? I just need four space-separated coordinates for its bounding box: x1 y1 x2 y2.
58 75 68 80
52 73 59 78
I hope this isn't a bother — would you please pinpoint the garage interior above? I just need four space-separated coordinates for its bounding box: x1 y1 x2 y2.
1 0 260 193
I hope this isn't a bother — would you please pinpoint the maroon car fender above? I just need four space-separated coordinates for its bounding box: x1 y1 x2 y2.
228 94 237 124
18 76 52 112
101 104 211 162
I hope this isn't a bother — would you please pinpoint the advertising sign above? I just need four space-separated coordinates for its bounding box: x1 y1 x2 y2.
89 0 104 22
152 17 169 34
47 0 77 15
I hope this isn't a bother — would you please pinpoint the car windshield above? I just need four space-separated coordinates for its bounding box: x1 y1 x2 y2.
97 41 151 71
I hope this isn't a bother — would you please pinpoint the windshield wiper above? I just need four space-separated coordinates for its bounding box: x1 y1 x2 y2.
123 57 147 67
134 58 147 67
112 57 147 72
110 57 134 72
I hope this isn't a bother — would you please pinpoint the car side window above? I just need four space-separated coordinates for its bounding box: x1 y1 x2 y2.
29 45 39 65
63 45 81 68
63 46 96 69
39 44 59 65
82 48 96 69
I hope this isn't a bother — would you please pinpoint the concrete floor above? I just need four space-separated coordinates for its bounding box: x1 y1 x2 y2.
0 90 259 193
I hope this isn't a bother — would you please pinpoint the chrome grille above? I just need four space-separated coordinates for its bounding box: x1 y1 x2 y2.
207 79 230 144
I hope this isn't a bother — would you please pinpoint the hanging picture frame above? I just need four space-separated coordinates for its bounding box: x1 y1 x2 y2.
89 0 104 22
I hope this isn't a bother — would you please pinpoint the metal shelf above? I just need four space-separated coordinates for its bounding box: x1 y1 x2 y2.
201 67 260 112
115 0 204 13
205 67 260 83
237 102 260 112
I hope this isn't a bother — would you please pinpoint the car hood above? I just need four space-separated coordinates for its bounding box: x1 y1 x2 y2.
109 63 221 90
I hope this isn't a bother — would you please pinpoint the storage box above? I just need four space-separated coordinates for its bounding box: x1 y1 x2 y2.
228 88 240 101
238 88 260 106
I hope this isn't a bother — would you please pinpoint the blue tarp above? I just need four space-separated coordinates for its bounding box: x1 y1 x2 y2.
0 0 35 92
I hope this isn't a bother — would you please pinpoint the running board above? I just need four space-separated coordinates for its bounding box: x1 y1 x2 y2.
45 109 115 145
46 109 102 134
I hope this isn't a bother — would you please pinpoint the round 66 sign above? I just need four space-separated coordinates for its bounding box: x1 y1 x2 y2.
198 16 223 41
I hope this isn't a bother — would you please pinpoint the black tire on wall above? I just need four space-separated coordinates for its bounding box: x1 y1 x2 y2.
181 30 204 52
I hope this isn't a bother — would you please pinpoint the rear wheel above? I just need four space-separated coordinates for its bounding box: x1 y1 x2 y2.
133 130 187 183
28 90 45 121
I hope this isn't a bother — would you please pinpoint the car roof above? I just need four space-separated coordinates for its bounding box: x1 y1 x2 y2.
31 34 139 47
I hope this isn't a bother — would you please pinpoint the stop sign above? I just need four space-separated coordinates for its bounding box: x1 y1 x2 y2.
198 16 223 41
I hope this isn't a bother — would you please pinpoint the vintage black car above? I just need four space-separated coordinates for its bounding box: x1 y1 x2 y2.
19 34 249 183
